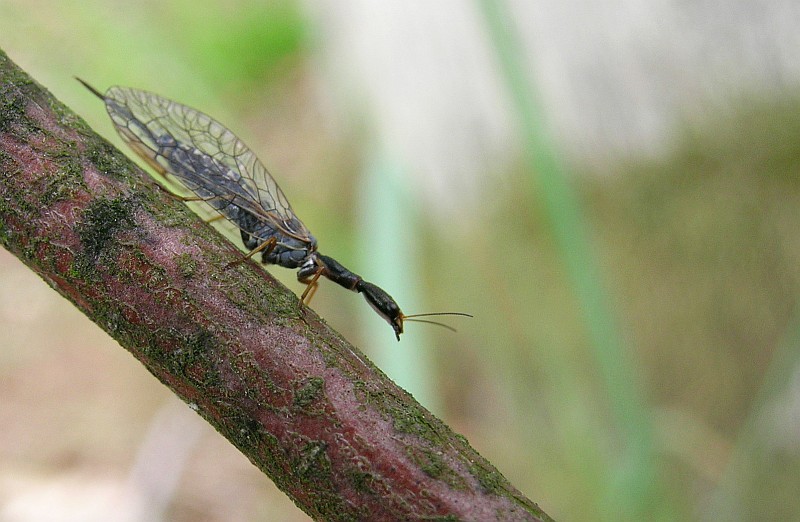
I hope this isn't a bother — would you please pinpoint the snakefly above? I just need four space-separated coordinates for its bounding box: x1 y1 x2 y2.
77 79 470 340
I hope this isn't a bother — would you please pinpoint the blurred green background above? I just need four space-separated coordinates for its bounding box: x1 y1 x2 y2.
2 1 800 521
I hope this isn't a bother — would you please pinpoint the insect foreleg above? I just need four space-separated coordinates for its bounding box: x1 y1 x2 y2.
298 268 323 305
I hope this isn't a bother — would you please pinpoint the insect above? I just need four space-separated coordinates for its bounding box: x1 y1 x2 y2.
77 79 470 340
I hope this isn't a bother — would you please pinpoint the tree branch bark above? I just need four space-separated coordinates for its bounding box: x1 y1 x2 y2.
0 49 552 521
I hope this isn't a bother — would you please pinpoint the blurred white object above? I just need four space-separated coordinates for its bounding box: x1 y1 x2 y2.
0 400 204 522
0 471 146 522
306 0 515 216
306 0 800 203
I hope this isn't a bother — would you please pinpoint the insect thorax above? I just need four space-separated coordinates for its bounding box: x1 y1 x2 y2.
246 220 316 269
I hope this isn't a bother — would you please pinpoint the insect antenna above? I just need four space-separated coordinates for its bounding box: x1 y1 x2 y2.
401 312 473 333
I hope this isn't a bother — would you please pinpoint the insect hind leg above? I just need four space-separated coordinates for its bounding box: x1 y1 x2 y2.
160 188 239 226
154 180 231 209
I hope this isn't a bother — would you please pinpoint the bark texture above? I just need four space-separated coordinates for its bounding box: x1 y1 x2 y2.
0 49 552 521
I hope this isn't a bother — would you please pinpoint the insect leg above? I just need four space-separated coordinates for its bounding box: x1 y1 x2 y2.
157 183 224 204
156 186 234 224
149 174 217 203
296 254 362 307
298 267 324 305
224 236 277 270
177 194 222 203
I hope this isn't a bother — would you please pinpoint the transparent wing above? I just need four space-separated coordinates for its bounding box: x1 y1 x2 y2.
101 86 312 243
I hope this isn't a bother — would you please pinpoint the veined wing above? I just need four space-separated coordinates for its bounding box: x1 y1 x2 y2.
101 86 312 243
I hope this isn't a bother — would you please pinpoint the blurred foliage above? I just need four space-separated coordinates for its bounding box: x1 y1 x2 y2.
593 95 800 428
584 96 800 519
146 0 307 92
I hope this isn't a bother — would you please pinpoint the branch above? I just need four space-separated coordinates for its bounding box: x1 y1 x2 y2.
0 49 552 522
